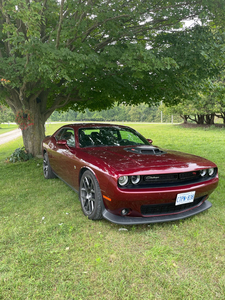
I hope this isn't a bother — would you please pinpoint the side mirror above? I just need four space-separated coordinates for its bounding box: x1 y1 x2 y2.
147 138 153 144
57 139 67 145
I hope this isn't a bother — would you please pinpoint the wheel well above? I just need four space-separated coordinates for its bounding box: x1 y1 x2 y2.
79 167 100 187
79 167 89 184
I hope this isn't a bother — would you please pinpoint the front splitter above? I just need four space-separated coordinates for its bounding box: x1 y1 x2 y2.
102 200 212 225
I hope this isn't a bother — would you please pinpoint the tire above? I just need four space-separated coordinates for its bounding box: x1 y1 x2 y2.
79 170 103 220
43 152 56 179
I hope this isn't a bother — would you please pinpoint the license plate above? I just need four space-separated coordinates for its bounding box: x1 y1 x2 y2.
175 191 195 206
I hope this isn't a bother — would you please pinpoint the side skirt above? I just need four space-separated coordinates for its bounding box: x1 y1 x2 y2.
54 173 79 195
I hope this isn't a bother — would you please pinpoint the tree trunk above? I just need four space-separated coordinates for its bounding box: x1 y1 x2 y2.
22 112 45 157
196 114 205 124
205 113 215 125
221 112 225 124
181 115 188 124
6 90 54 156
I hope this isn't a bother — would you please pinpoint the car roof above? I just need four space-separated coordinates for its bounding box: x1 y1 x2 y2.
60 123 130 130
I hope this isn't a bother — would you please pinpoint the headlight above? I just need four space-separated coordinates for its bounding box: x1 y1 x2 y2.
118 176 129 186
208 168 215 176
200 169 207 177
131 175 141 185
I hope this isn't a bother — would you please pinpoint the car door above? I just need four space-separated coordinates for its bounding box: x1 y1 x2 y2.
50 128 78 188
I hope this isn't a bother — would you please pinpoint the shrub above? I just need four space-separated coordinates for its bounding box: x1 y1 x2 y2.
7 147 33 163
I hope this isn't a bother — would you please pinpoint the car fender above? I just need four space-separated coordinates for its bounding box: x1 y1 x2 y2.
79 165 112 206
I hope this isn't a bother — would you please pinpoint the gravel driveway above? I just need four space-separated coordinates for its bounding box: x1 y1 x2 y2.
0 129 22 145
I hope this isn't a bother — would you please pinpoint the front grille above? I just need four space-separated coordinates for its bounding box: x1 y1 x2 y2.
119 169 217 189
143 171 199 185
141 196 205 215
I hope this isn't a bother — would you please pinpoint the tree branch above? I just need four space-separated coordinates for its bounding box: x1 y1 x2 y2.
44 94 71 118
40 0 48 17
94 37 114 52
4 13 12 55
56 0 65 49
5 97 18 114
44 88 88 117
82 14 130 44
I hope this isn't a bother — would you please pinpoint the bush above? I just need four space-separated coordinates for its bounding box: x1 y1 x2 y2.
7 147 33 163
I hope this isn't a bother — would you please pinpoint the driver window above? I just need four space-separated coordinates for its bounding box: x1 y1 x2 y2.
56 128 75 147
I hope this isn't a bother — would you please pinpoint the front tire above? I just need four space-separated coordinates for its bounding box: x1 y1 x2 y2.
43 152 56 179
79 170 103 220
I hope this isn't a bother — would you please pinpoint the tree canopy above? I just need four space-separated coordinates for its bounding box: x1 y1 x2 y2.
0 0 225 155
161 73 225 125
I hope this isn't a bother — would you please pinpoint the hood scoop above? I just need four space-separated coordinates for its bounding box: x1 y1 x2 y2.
125 146 166 155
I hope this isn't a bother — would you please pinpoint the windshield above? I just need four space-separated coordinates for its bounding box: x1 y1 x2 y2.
79 127 150 148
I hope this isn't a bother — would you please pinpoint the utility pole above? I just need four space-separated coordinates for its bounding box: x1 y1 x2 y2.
161 101 163 123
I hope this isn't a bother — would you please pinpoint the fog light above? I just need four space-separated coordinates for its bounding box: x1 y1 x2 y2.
200 169 207 177
208 168 214 176
121 208 129 216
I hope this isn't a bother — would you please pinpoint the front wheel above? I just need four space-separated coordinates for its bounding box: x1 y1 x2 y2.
79 170 103 220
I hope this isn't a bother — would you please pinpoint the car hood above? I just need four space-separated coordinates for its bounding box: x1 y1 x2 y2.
82 145 216 175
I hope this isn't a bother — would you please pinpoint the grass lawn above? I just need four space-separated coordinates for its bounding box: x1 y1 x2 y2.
0 123 224 299
0 123 18 135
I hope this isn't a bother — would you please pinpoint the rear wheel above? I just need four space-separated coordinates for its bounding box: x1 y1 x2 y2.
79 170 103 220
43 152 56 179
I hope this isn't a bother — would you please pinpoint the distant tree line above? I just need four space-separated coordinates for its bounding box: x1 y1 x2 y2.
48 74 225 126
2 89 225 125
161 76 225 125
0 105 14 124
49 104 182 123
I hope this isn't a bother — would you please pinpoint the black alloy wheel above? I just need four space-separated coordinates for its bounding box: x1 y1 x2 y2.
79 170 103 220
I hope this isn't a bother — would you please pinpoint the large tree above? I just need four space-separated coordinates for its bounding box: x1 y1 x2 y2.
0 0 224 155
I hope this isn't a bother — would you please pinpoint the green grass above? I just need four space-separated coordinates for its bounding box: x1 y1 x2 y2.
0 123 225 299
0 137 24 162
0 123 18 134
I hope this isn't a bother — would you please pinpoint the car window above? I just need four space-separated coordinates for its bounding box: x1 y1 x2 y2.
79 127 149 147
120 130 145 144
55 128 75 147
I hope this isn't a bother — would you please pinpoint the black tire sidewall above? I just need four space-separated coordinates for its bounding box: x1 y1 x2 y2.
43 153 56 179
79 170 103 220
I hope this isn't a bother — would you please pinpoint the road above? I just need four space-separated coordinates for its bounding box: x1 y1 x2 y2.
0 128 22 145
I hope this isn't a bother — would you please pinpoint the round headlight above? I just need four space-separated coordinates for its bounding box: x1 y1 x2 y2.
131 175 141 185
118 176 129 186
208 168 215 176
200 169 207 177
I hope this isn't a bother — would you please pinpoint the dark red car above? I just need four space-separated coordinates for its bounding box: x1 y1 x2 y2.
42 123 218 225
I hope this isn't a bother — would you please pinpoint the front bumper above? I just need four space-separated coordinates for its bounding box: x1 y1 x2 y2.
102 200 212 225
